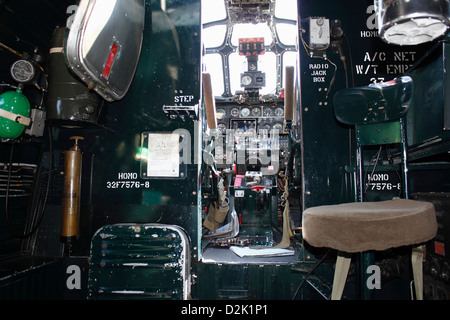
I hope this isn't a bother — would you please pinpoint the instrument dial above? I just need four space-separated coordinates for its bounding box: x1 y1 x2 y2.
275 107 284 117
10 59 35 83
251 107 261 116
241 75 252 86
240 107 250 117
217 122 227 133
216 108 226 119
263 107 273 117
230 107 240 117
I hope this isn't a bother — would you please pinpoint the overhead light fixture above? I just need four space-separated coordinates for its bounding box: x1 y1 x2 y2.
376 0 450 46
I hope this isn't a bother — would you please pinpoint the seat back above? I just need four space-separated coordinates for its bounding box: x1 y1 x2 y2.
333 76 413 201
333 76 413 126
88 223 190 300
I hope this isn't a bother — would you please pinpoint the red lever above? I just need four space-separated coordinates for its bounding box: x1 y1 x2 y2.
251 186 265 193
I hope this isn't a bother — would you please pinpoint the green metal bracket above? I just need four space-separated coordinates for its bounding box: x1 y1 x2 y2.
356 121 402 146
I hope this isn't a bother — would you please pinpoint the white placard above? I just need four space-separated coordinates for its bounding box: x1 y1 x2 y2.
147 133 180 177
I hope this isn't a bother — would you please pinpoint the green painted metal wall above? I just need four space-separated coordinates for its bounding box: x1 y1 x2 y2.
61 0 204 260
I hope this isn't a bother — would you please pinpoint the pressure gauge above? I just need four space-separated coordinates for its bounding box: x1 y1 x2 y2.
275 107 284 117
230 107 240 117
263 107 273 117
240 107 250 117
10 59 35 83
251 107 261 116
217 122 227 133
216 108 226 119
241 74 252 86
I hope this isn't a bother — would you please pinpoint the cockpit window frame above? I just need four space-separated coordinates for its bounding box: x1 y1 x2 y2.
202 0 298 98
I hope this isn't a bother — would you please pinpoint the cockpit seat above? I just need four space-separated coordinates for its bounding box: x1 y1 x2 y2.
302 76 438 300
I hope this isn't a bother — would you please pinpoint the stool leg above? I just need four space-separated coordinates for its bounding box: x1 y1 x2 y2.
331 251 352 300
411 245 424 300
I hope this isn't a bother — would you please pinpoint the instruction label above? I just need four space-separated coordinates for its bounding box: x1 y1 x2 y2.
308 63 329 83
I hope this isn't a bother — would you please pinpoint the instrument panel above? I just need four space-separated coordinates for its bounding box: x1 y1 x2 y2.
213 102 290 171
215 103 286 134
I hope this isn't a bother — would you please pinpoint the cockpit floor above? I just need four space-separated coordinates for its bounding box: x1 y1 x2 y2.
200 244 301 265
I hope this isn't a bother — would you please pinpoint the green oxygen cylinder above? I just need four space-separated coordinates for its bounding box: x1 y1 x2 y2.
0 89 30 139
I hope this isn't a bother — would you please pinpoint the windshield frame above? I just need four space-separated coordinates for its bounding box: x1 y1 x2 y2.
202 0 299 98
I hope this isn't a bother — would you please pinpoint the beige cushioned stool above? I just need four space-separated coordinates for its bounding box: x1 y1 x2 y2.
302 198 437 299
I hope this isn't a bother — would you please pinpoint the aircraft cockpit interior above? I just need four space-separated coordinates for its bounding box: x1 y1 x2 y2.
0 0 450 306
200 0 300 259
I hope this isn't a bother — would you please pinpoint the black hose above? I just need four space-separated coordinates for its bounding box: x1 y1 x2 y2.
5 127 52 239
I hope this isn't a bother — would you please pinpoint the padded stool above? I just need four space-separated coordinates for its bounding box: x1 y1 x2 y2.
302 196 437 299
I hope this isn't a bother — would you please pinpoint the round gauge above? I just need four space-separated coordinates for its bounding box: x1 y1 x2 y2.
217 122 227 133
216 108 226 119
230 107 240 117
240 107 250 117
251 107 261 117
273 123 283 132
275 107 284 117
10 59 35 83
263 107 273 117
241 75 252 86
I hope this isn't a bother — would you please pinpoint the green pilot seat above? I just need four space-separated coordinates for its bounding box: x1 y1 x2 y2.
302 76 438 300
